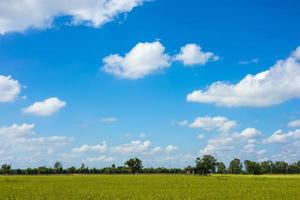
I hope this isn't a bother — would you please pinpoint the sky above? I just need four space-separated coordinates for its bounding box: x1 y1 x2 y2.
0 0 300 168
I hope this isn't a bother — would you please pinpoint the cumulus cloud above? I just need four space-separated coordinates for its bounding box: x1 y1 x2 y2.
189 116 237 133
197 134 204 140
0 123 72 167
288 119 300 128
187 46 300 107
84 155 115 163
112 140 151 153
174 44 219 66
72 141 107 153
177 120 189 126
165 145 178 153
23 97 66 116
0 75 21 102
263 129 300 144
0 0 145 34
102 41 171 79
235 128 261 139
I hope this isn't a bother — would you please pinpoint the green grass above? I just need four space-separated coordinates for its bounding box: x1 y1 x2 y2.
0 174 300 200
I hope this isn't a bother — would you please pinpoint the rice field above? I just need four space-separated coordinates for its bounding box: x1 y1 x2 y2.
0 174 300 200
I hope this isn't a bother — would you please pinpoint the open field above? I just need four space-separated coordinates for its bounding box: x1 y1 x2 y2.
0 175 300 200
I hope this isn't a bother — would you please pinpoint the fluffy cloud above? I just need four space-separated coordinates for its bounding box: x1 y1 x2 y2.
174 44 219 66
288 119 300 128
187 46 300 107
197 134 204 140
0 123 73 167
84 155 115 163
102 41 171 79
263 129 300 144
194 116 265 160
189 116 237 133
23 97 66 116
235 128 261 139
112 140 151 153
72 141 107 153
177 120 189 126
0 0 145 34
165 145 178 153
0 75 21 102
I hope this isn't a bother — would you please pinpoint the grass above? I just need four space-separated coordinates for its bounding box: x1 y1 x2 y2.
0 174 300 200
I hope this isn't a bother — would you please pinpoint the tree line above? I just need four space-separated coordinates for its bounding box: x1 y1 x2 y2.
1 156 300 175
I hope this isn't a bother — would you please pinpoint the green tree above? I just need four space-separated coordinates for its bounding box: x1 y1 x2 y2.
0 164 11 174
53 161 63 174
217 162 226 174
195 155 217 175
229 158 243 174
125 157 143 175
244 160 261 175
260 161 273 174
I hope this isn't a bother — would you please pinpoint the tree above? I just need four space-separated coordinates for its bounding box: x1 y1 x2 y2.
0 164 11 174
53 161 63 174
244 160 261 175
195 155 217 175
260 161 273 174
229 158 243 174
217 162 226 174
125 157 143 175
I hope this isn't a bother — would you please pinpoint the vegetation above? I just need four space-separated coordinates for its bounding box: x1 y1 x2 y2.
1 156 300 175
0 175 300 200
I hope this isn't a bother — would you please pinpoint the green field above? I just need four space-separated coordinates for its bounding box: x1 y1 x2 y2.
0 175 300 200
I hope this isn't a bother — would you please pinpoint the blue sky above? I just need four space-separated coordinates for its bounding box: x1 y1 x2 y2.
0 0 300 168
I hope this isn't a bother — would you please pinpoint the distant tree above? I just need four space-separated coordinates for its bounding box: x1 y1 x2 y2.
66 166 76 174
80 163 89 174
260 161 273 174
229 158 243 174
53 161 63 174
273 161 288 174
184 165 194 174
125 157 143 175
217 162 226 174
195 155 217 175
0 164 11 174
244 160 261 175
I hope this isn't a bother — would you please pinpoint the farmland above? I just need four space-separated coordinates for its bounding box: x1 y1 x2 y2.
0 175 300 200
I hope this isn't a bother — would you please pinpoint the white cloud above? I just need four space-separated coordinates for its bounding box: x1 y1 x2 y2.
189 116 236 133
0 75 21 102
100 117 118 123
112 140 151 153
0 0 145 34
288 119 300 128
72 141 107 153
236 128 261 139
0 123 73 167
84 155 115 163
165 145 178 153
197 134 204 140
263 129 300 144
201 137 234 155
200 125 264 161
177 120 189 126
0 123 34 138
187 46 300 107
102 41 171 79
174 44 219 66
23 97 66 116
